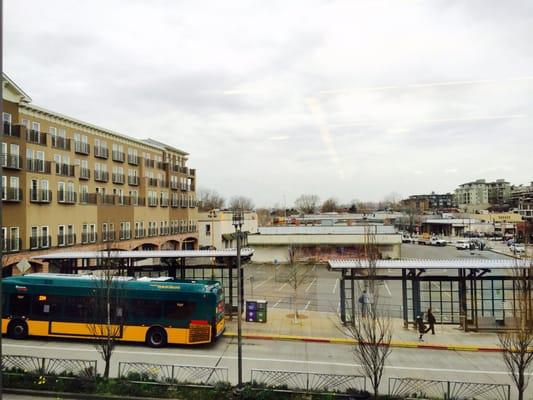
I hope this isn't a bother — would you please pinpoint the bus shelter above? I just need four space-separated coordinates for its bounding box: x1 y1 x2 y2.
328 258 533 331
31 249 254 318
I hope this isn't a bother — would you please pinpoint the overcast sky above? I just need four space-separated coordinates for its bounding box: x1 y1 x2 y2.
5 0 533 207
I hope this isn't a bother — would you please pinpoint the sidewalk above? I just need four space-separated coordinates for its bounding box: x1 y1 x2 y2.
223 308 503 352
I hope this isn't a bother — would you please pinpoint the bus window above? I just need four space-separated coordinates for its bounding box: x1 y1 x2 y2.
31 295 61 319
10 294 30 316
164 301 195 320
64 297 89 321
128 299 162 320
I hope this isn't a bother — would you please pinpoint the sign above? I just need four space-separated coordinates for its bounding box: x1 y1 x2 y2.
17 259 31 274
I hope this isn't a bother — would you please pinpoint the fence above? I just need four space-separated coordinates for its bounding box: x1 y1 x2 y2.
118 361 228 386
388 377 511 400
250 368 366 395
1 355 97 380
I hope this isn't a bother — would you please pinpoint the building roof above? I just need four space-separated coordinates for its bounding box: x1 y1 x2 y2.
423 219 480 225
31 249 254 260
2 73 32 102
328 258 532 270
257 226 397 235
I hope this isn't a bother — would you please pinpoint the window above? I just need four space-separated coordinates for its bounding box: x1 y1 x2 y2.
31 121 40 133
64 296 88 321
164 300 195 320
31 294 61 319
127 299 162 320
41 226 49 248
10 227 19 251
10 294 30 316
58 225 65 246
206 224 211 236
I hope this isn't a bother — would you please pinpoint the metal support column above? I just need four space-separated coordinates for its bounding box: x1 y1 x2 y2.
180 258 186 280
402 268 408 328
412 269 420 321
340 271 346 324
227 258 234 320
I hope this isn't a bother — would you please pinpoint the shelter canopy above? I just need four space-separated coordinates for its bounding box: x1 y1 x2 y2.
328 258 532 270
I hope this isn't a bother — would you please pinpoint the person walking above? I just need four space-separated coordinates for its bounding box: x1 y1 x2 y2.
416 315 426 341
358 290 371 317
425 308 436 335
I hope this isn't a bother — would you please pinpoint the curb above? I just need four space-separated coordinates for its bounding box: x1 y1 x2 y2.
4 388 167 400
222 331 503 352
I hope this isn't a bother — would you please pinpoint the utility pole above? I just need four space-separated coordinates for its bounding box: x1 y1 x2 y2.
1 0 5 395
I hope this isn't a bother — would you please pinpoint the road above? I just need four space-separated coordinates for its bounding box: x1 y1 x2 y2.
2 336 528 397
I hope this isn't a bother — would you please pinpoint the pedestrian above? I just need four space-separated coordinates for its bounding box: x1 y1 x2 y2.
416 315 426 341
358 290 371 317
425 308 436 335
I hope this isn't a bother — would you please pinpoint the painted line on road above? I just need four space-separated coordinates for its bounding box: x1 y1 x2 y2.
303 300 311 311
332 279 339 294
272 298 284 308
253 276 273 290
277 282 288 292
305 278 317 292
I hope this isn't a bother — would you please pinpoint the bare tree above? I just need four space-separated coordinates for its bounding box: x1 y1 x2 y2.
197 188 226 211
321 197 339 213
286 246 310 324
498 255 533 400
255 207 271 226
346 225 393 400
87 250 125 379
229 195 254 211
295 194 320 214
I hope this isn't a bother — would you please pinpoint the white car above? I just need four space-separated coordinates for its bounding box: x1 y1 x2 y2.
510 244 526 254
456 240 471 250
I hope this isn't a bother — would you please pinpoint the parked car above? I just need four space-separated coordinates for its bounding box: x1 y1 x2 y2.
510 244 526 254
429 237 447 246
456 240 471 250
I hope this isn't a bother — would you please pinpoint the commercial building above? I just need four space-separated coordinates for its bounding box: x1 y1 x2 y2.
1 74 198 275
400 192 455 213
197 210 258 249
247 225 401 263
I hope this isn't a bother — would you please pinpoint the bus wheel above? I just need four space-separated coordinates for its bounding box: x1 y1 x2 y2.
146 327 167 348
8 320 28 340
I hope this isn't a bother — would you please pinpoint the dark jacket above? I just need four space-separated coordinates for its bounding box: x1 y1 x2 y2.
416 318 426 333
427 312 436 325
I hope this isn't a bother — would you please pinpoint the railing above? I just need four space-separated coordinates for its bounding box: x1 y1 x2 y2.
250 369 366 395
171 200 179 208
137 197 146 206
135 229 146 238
159 180 169 188
388 377 510 400
119 230 131 240
57 233 76 247
3 188 22 202
57 190 77 204
112 173 125 184
147 178 158 187
148 228 158 237
26 129 47 145
51 136 71 150
145 158 155 168
172 165 188 174
112 150 125 162
94 146 109 159
29 235 51 250
29 189 52 203
156 161 167 170
128 175 139 186
102 231 116 242
100 194 115 205
3 123 21 137
0 154 21 169
79 193 97 204
189 168 196 176
148 198 158 207
180 183 188 191
74 141 90 155
1 355 97 380
27 159 52 173
127 154 139 165
79 167 91 180
1 238 21 252
160 198 169 207
94 170 109 182
56 164 76 177
181 199 188 208
81 232 97 244
118 361 228 387
159 227 170 236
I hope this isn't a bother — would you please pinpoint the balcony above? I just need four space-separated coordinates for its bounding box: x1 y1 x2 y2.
29 235 51 250
3 188 22 202
94 146 109 159
145 159 155 168
26 130 47 146
3 123 21 138
94 170 109 182
74 141 90 155
0 154 22 169
156 161 167 170
147 178 158 187
79 193 97 204
102 231 116 242
58 190 77 204
134 229 146 238
159 180 169 188
170 181 179 190
180 199 188 208
180 183 188 191
172 165 188 174
57 233 76 247
51 136 71 151
171 199 179 208
100 194 116 205
147 197 158 207
137 197 146 206
112 151 125 163
189 169 196 176
119 230 131 240
189 200 196 208
2 238 21 253
128 176 139 186
148 228 158 237
160 198 169 207
159 227 170 236
112 173 125 184
171 226 180 235
79 167 91 180
81 232 97 244
56 164 76 177
29 189 52 203
27 159 52 174
127 154 139 165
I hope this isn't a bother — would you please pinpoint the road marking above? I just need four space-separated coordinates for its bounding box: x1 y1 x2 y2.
3 343 524 376
277 282 288 291
384 281 392 297
253 276 273 290
305 278 317 292
337 302 340 313
273 298 284 308
332 279 339 294
303 300 311 310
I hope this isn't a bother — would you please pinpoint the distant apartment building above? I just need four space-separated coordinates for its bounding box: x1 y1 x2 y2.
401 192 455 213
487 179 511 206
198 210 258 249
1 74 198 275
454 179 511 211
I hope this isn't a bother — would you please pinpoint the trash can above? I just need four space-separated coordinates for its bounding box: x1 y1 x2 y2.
256 300 268 323
245 300 267 323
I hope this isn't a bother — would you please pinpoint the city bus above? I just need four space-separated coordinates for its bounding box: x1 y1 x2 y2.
1 273 225 347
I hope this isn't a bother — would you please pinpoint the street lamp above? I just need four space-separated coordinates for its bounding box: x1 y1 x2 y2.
232 209 244 395
208 209 217 279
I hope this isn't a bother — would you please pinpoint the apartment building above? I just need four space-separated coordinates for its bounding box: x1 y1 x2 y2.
1 74 198 274
454 179 490 211
401 192 455 213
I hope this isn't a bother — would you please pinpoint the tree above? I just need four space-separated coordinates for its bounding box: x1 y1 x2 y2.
87 250 124 379
320 197 339 213
286 246 310 324
255 208 271 226
294 194 320 214
346 225 393 400
229 195 254 211
498 255 533 400
197 188 225 211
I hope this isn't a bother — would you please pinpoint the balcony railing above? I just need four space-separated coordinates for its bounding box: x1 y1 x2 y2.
94 146 109 159
180 183 188 191
127 154 139 165
170 181 179 190
145 159 155 168
156 161 167 170
79 192 97 204
79 167 91 180
100 194 115 205
112 173 125 184
56 164 76 177
29 235 51 250
189 169 196 176
0 154 21 169
94 170 109 182
102 230 116 242
29 189 52 203
172 165 188 174
160 198 169 207
3 123 21 137
112 151 125 162
147 178 158 187
51 136 71 150
57 190 77 204
171 226 180 235
128 176 139 186
159 180 169 188
171 199 179 208
57 233 76 247
134 229 146 238
2 238 21 252
159 227 170 236
148 228 158 237
180 199 188 208
27 159 52 173
147 198 158 207
81 232 98 244
119 230 131 240
74 141 90 155
26 130 47 146
3 188 22 202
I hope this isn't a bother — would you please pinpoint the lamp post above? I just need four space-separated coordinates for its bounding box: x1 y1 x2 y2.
232 209 244 395
208 209 217 279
